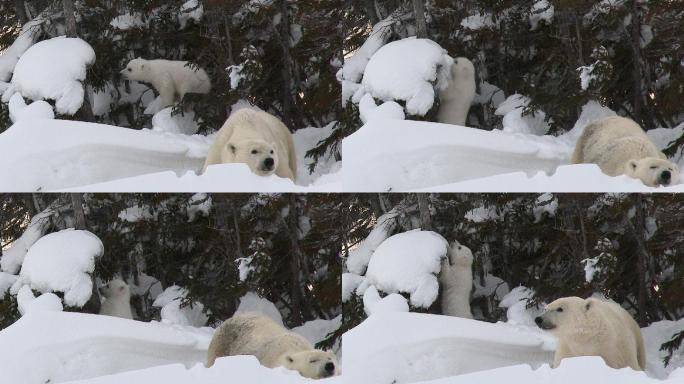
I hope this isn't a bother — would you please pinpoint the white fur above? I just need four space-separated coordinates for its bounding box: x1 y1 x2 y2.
207 313 339 379
437 57 476 126
572 116 680 187
120 58 211 108
536 297 645 370
99 278 133 319
203 109 297 181
439 240 473 318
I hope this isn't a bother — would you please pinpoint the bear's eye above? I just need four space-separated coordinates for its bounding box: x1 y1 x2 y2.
557 307 563 312
458 246 462 250
310 359 319 363
127 68 132 72
251 150 258 155
650 166 657 170
270 150 274 154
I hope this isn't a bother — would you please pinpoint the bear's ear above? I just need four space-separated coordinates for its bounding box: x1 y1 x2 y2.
585 300 591 311
285 355 294 364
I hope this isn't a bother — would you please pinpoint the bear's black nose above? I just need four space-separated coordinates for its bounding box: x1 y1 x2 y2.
264 157 274 168
662 170 671 181
534 316 543 326
325 362 335 372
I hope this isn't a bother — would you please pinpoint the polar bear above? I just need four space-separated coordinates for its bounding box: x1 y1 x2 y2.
99 278 133 319
572 116 680 187
535 296 645 370
439 240 473 318
120 58 211 109
203 109 297 182
437 57 476 126
207 313 339 379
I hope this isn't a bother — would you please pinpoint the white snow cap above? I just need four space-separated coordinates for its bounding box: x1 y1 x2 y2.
361 37 453 116
11 36 95 115
153 285 208 327
13 229 104 308
235 291 284 327
364 230 449 308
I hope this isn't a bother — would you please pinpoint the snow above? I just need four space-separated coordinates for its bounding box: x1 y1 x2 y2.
363 230 448 308
583 257 601 282
0 18 44 82
178 0 205 29
360 38 453 116
343 312 555 384
110 13 146 30
346 209 399 275
532 193 557 222
1 206 55 274
292 315 342 346
235 291 284 327
0 272 18 295
0 311 211 384
12 229 104 308
187 193 212 221
461 13 495 30
358 94 405 123
529 0 555 31
340 15 395 85
11 37 96 115
118 205 155 223
579 62 598 91
341 272 364 302
16 285 63 315
8 92 54 122
0 117 340 192
499 286 542 327
362 285 409 316
152 108 200 135
343 100 684 192
153 286 208 327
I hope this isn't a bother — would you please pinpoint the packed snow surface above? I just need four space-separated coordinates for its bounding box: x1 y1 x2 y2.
11 37 95 115
12 229 104 307
363 230 448 308
0 118 339 192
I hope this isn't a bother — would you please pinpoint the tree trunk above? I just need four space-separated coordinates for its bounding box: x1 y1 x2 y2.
14 0 28 24
70 193 101 314
417 194 432 230
628 195 650 326
412 0 428 38
630 0 643 124
282 195 310 325
70 193 86 230
278 0 294 127
62 0 77 37
362 0 379 24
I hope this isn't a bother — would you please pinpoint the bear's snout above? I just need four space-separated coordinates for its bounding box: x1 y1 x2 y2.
322 362 336 377
534 316 542 326
660 170 672 185
263 157 275 170
535 315 555 330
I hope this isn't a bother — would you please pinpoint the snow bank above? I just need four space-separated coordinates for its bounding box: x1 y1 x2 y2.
235 291 284 327
0 311 210 384
153 285 208 327
343 312 555 384
360 38 452 116
343 119 567 191
0 119 208 191
406 357 683 384
363 230 448 308
13 229 103 307
152 107 200 135
292 315 342 346
8 92 54 122
291 122 341 187
11 37 95 115
16 285 63 315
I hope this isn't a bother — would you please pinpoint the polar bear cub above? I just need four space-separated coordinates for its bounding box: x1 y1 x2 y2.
439 240 473 319
437 57 476 127
120 58 211 108
203 109 297 182
535 296 645 370
572 116 679 187
207 313 339 379
99 278 133 319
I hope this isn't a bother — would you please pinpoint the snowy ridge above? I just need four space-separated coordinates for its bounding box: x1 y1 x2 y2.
343 312 555 384
0 311 211 384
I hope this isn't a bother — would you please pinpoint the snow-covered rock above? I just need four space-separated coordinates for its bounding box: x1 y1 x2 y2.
153 285 208 327
8 93 54 123
152 107 200 135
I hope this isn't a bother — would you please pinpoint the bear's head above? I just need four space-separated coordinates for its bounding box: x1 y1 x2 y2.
535 296 595 333
100 278 130 299
120 58 149 81
224 139 279 177
280 350 339 379
625 157 680 187
448 240 473 266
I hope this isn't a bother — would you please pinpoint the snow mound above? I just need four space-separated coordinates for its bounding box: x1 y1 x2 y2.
178 0 204 29
152 108 200 135
13 229 103 307
495 94 550 136
235 291 284 327
1 206 55 274
347 209 399 275
364 230 448 308
361 38 453 116
292 315 342 346
0 311 211 384
11 37 95 115
8 93 54 122
362 285 409 316
343 119 568 191
499 286 542 327
343 312 555 384
153 285 208 327
17 285 63 315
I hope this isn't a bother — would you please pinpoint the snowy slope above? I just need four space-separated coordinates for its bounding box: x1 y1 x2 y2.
0 311 211 384
343 119 684 192
0 119 340 192
343 312 684 384
343 312 555 384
